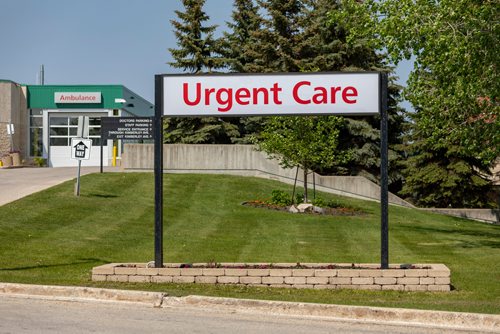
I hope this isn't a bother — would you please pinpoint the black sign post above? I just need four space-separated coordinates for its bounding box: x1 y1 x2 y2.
154 76 164 268
380 74 389 269
100 142 104 174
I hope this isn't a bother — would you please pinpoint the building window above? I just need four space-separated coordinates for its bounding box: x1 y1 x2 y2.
88 117 104 146
29 109 43 157
49 116 105 147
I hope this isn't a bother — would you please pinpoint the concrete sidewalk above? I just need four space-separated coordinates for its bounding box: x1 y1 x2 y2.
0 167 119 206
0 283 498 333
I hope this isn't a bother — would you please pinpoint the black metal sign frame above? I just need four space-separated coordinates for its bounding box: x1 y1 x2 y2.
153 72 389 269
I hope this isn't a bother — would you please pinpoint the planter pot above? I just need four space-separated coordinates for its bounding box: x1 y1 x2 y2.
10 152 21 166
1 155 13 167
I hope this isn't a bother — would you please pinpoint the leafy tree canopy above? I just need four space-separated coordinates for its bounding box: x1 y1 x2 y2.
332 0 499 164
331 0 499 207
258 116 351 201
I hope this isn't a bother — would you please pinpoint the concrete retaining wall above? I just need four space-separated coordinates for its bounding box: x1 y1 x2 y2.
92 263 451 292
122 144 413 207
421 208 500 225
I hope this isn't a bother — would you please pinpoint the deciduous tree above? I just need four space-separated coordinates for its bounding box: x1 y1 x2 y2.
258 116 351 202
332 0 499 207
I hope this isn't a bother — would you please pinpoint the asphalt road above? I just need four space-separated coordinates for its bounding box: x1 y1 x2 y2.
0 296 488 334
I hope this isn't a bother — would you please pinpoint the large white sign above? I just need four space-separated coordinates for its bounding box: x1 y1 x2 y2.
55 92 101 104
162 73 380 116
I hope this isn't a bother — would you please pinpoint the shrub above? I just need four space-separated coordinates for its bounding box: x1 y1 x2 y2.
270 190 292 206
312 197 343 209
326 199 343 208
295 192 305 204
33 157 46 167
312 197 327 207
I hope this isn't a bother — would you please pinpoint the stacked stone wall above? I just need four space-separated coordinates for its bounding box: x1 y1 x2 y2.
92 263 451 292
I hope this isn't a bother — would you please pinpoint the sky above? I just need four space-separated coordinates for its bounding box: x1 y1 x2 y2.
0 0 413 107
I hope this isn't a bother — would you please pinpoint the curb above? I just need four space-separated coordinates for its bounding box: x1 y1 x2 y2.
1 283 498 332
0 283 165 307
164 295 500 332
162 296 500 333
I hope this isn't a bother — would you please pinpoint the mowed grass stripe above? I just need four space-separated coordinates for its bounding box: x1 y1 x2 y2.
0 172 498 314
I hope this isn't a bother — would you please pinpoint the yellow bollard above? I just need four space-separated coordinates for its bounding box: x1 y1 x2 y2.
112 145 117 167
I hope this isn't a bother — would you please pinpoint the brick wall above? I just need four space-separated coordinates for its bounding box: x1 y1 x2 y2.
92 263 451 292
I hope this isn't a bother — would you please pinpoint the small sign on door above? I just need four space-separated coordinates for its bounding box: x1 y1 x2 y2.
71 138 92 160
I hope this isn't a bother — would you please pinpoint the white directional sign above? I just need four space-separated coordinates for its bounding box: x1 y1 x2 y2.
71 138 92 160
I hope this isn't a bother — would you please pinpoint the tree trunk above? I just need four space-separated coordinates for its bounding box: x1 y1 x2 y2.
303 168 308 203
291 166 299 204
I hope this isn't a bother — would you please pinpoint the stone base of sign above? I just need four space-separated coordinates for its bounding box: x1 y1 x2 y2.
92 263 451 292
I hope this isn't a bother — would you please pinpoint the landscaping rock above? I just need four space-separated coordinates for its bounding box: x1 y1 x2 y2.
243 201 363 217
313 206 324 214
297 203 313 213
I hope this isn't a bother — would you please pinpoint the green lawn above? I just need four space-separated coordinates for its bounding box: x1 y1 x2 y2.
0 173 498 314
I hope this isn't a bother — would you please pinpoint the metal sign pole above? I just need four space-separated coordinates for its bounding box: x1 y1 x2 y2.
100 137 104 174
380 73 389 269
75 160 82 196
75 116 89 197
154 75 164 268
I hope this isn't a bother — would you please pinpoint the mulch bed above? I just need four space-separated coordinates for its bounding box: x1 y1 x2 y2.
242 200 364 216
118 263 425 270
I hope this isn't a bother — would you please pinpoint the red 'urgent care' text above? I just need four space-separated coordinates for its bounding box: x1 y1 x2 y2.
182 81 358 112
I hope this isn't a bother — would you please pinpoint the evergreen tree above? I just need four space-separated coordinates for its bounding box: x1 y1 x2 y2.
168 0 224 73
244 0 304 73
401 118 494 208
223 0 307 144
250 0 317 197
252 0 406 193
166 0 237 144
400 70 496 208
223 0 262 73
299 0 381 72
165 0 408 190
222 0 265 144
